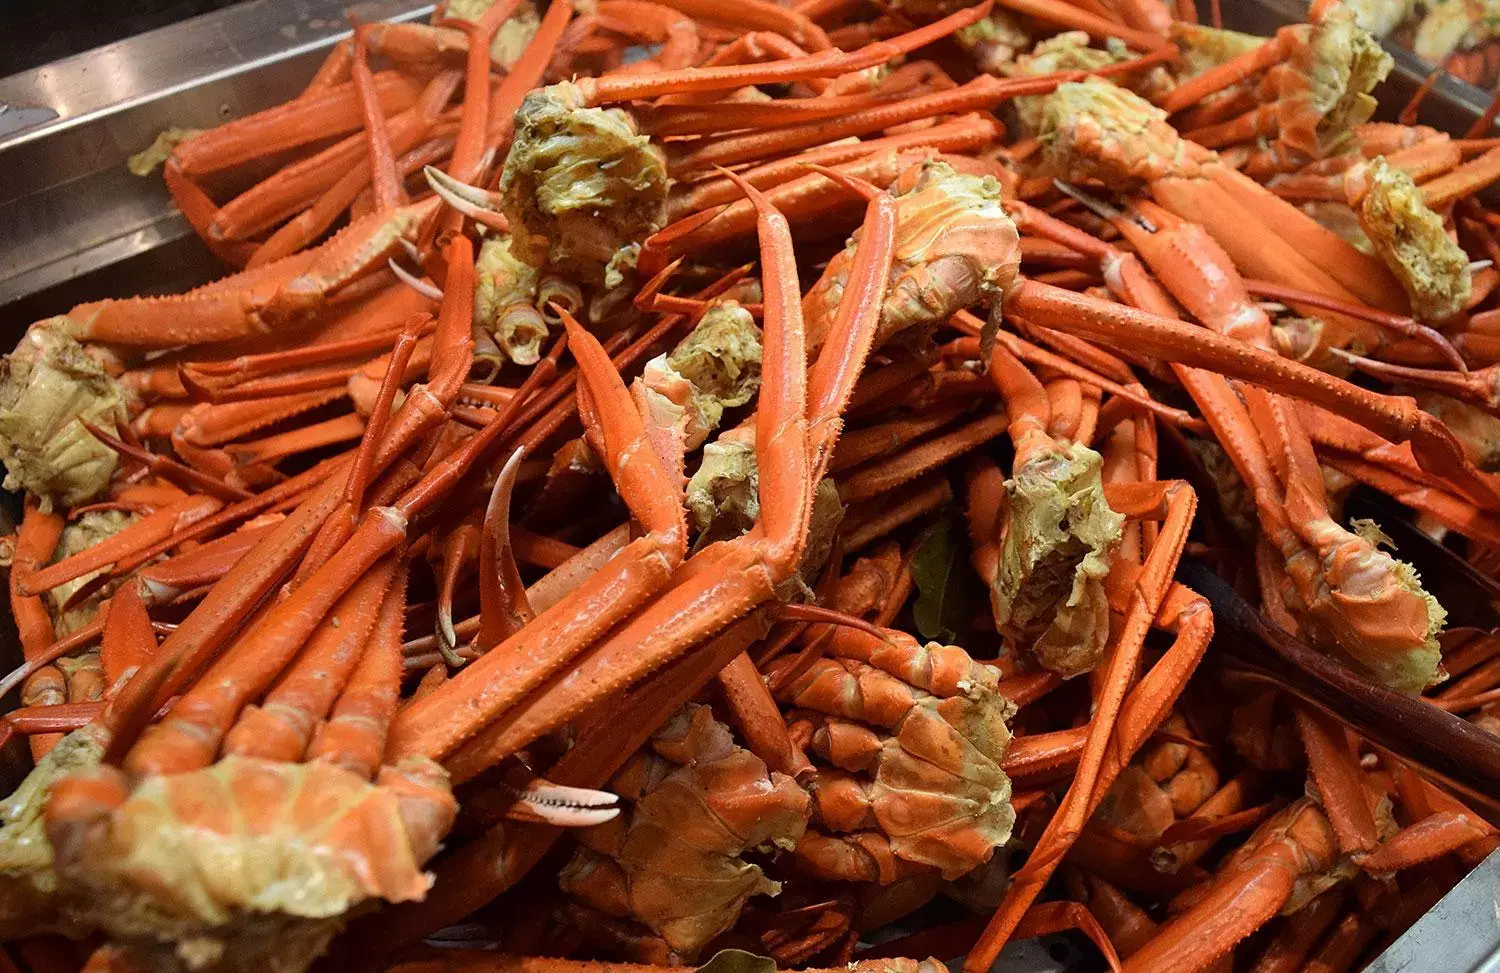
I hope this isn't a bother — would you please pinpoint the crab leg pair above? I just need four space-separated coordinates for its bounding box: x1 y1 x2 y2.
1043 79 1423 356
10 502 66 758
1037 188 1450 691
967 568 1216 971
1115 739 1495 969
389 173 896 786
54 197 440 350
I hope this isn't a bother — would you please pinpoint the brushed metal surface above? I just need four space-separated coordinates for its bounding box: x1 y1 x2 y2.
0 0 433 310
1367 849 1500 973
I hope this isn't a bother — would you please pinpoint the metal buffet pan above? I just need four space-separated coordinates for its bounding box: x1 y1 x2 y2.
0 0 1497 970
0 0 434 332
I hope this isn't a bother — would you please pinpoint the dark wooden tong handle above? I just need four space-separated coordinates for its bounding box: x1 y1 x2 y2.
1181 562 1500 817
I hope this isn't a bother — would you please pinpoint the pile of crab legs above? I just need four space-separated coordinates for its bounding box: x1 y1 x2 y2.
9 0 1500 970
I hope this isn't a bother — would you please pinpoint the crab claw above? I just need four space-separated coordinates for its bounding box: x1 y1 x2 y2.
508 778 621 827
424 165 510 233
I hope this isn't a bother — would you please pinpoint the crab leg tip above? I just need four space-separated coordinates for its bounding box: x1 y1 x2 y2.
1051 179 1124 220
388 257 444 301
424 165 491 213
801 162 883 201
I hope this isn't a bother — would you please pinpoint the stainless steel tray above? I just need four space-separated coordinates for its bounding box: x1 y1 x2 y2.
0 0 433 331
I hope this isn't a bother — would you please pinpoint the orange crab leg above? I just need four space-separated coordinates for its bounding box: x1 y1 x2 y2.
1360 811 1493 871
1336 352 1500 411
1119 801 1334 973
134 520 281 603
573 2 989 103
360 23 409 215
10 502 65 758
171 71 420 176
109 455 346 583
659 30 829 102
220 557 400 765
187 316 435 381
838 410 1010 502
1422 145 1500 209
205 131 375 243
425 171 896 773
162 163 257 266
949 328 1210 435
668 115 999 218
453 0 526 180
179 362 358 403
345 315 428 512
993 0 1167 49
477 0 574 157
1011 902 1123 973
1160 25 1300 114
1247 889 1348 973
1293 706 1380 854
640 88 917 137
225 412 367 468
1322 454 1500 545
249 72 461 264
1005 279 1495 506
1242 279 1462 370
830 401 973 473
593 0 701 70
433 513 482 664
302 36 355 93
655 0 829 49
176 389 345 448
1003 726 1089 783
20 494 223 597
64 198 440 347
98 582 158 689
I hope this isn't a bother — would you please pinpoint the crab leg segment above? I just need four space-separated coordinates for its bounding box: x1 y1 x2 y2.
99 581 158 689
93 238 474 758
170 72 420 176
63 198 440 348
306 560 410 778
10 502 65 758
20 494 224 597
220 558 400 762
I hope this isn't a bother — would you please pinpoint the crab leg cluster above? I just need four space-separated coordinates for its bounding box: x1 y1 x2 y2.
9 1 1500 972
